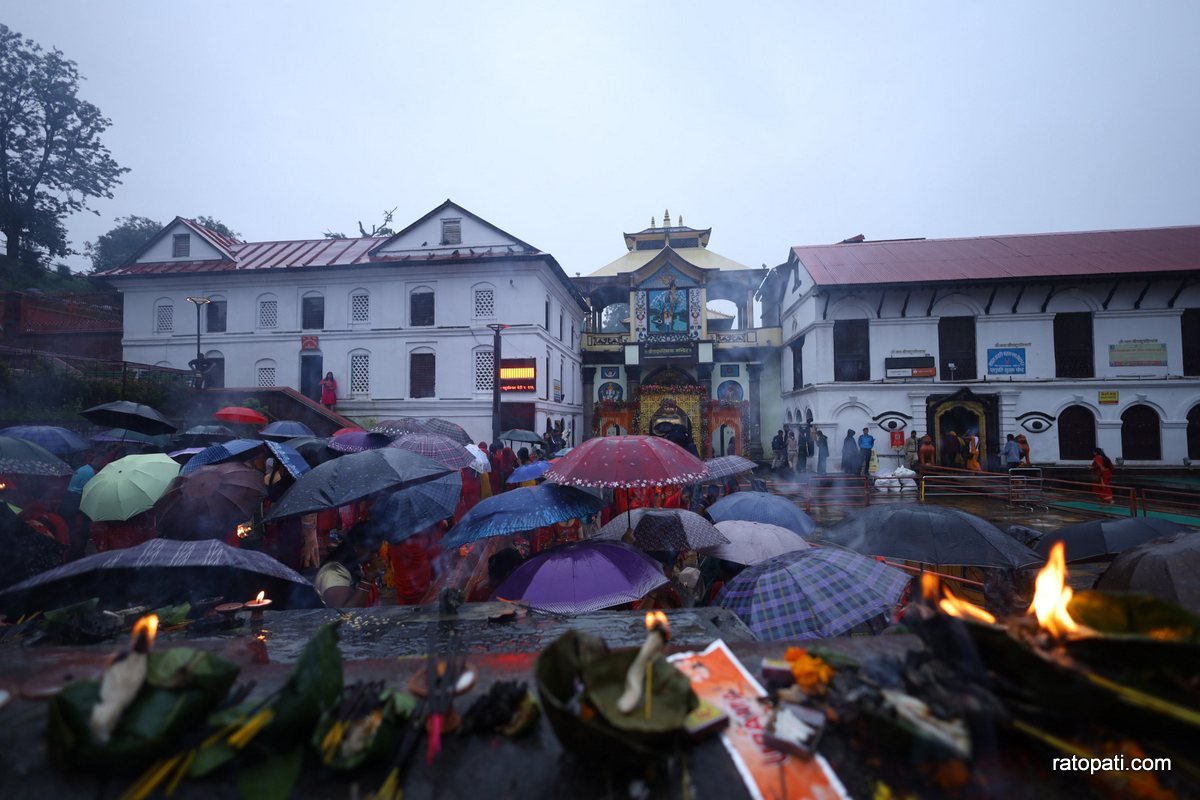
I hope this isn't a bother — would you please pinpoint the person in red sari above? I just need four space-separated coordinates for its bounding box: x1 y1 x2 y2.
454 468 481 523
1091 448 1114 504
388 521 444 604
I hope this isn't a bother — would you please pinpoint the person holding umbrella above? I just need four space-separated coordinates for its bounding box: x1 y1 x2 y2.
315 524 386 608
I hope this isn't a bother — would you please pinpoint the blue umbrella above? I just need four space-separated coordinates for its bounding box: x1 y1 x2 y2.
442 484 605 548
260 420 315 440
507 460 553 484
553 447 573 458
180 438 266 475
706 491 816 537
264 440 310 479
0 425 88 456
365 472 462 542
91 428 171 447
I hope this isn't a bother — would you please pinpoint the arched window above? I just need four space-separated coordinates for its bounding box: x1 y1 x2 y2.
204 350 225 389
255 358 277 387
474 348 494 392
301 291 325 330
1057 405 1095 460
410 287 434 327
350 289 371 324
472 283 495 319
349 350 370 396
1188 404 1200 460
257 294 278 329
154 299 174 334
1121 405 1161 460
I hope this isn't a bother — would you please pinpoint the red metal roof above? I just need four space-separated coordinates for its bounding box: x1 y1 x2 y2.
791 225 1200 286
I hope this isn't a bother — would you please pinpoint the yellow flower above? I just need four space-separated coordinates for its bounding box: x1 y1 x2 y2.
784 649 833 694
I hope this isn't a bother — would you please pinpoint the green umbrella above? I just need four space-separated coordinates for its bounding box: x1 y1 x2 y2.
80 454 180 522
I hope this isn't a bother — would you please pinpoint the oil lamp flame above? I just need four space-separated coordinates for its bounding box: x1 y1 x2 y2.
938 585 997 624
236 522 252 539
644 610 670 639
1030 541 1080 637
131 614 159 650
255 590 266 603
920 572 940 602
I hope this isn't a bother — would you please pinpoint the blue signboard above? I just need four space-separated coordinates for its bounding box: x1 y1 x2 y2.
987 348 1026 375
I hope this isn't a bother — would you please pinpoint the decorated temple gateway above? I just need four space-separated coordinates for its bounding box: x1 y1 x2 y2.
574 212 781 459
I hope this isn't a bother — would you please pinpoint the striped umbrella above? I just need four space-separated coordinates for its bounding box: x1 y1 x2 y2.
0 426 88 456
717 547 911 640
389 433 475 469
699 455 756 482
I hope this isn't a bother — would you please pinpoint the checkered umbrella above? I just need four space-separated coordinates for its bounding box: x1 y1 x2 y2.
0 435 72 477
492 540 668 614
389 433 475 469
698 455 756 482
717 547 911 640
0 538 321 615
363 472 462 543
420 418 473 445
0 426 88 456
180 438 266 475
593 508 729 551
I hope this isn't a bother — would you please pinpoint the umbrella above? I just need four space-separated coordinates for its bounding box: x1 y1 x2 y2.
500 429 545 445
363 472 462 543
553 447 573 458
506 461 553 484
90 428 171 447
699 455 757 482
80 454 180 522
0 425 88 456
286 436 339 467
702 520 811 566
1034 517 1194 563
155 463 267 540
264 440 310 479
420 417 473 445
328 430 391 453
1095 531 1200 613
184 424 235 439
717 547 911 640
0 504 65 591
0 435 72 477
213 406 268 426
259 420 315 440
464 444 491 472
818 504 1043 569
333 426 363 436
81 400 177 435
179 438 267 475
389 433 475 469
167 447 205 462
492 540 668 614
544 435 707 488
593 508 729 551
262 447 453 522
0 538 322 615
441 484 606 548
706 492 816 537
371 418 426 438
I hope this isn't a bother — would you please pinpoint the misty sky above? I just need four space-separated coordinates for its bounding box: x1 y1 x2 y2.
8 1 1200 276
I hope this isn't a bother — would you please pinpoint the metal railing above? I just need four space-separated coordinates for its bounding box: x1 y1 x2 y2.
1139 486 1200 522
917 464 1141 518
769 474 872 511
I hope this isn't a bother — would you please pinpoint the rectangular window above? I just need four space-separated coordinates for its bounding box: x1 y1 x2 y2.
1053 312 1094 378
473 288 494 318
938 316 977 380
172 234 190 258
410 352 436 398
206 300 226 333
258 299 278 328
411 292 434 326
544 300 551 330
475 350 495 392
1183 309 1200 376
155 304 174 333
441 218 461 245
833 319 870 381
350 353 370 395
301 295 325 330
351 293 370 323
791 336 804 390
257 366 276 387
559 313 564 341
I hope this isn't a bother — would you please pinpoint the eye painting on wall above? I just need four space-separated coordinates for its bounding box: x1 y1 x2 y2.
716 380 744 402
1015 411 1055 433
871 410 912 432
647 288 689 334
598 382 624 402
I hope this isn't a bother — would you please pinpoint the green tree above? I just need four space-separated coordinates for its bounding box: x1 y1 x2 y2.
0 24 128 263
85 215 161 272
323 207 396 239
194 215 240 240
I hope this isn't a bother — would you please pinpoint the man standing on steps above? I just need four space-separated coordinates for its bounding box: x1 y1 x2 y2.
857 426 875 477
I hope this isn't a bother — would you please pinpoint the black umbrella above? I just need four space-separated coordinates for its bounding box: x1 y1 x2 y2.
1035 517 1193 563
593 508 729 550
0 538 321 615
81 401 177 435
285 436 340 467
262 447 453 522
363 472 462 543
0 504 64 592
817 504 1043 569
1095 531 1200 613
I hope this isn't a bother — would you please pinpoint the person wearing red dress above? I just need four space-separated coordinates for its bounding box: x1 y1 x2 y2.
1091 448 1114 503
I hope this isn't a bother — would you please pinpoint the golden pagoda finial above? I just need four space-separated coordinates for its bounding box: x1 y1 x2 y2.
663 209 671 227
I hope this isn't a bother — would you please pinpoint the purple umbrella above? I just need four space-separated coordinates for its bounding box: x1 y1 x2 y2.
0 425 88 456
492 540 668 614
328 430 391 453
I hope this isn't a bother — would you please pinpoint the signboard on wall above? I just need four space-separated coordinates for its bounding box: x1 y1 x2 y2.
499 358 536 392
1109 340 1167 367
1099 391 1119 405
642 341 697 361
553 379 563 402
987 348 1026 375
884 356 936 378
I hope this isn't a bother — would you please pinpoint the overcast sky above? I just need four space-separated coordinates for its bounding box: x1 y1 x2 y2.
8 1 1200 276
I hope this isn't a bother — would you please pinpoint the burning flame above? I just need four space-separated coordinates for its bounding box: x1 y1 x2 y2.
0 481 8 490
132 614 159 649
920 572 940 602
1031 541 1080 637
236 522 253 539
644 610 670 638
939 585 997 625
255 591 266 603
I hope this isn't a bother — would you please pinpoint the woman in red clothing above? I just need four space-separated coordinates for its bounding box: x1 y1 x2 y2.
1091 447 1114 503
319 372 337 409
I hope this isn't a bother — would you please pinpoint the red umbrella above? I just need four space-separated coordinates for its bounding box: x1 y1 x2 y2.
543 435 706 488
333 426 363 436
213 406 268 426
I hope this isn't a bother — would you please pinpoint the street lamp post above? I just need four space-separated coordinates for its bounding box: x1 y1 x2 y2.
487 323 509 446
186 296 212 389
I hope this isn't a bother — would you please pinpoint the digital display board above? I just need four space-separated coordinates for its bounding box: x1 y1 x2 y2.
499 358 537 392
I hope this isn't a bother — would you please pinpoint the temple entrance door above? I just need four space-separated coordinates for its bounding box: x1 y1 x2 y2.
927 389 998 470
300 352 323 401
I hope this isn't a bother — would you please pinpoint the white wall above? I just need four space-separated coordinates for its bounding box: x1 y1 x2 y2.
135 221 225 263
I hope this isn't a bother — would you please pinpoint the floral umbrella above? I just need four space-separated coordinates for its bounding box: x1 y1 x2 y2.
0 436 72 477
543 435 707 489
